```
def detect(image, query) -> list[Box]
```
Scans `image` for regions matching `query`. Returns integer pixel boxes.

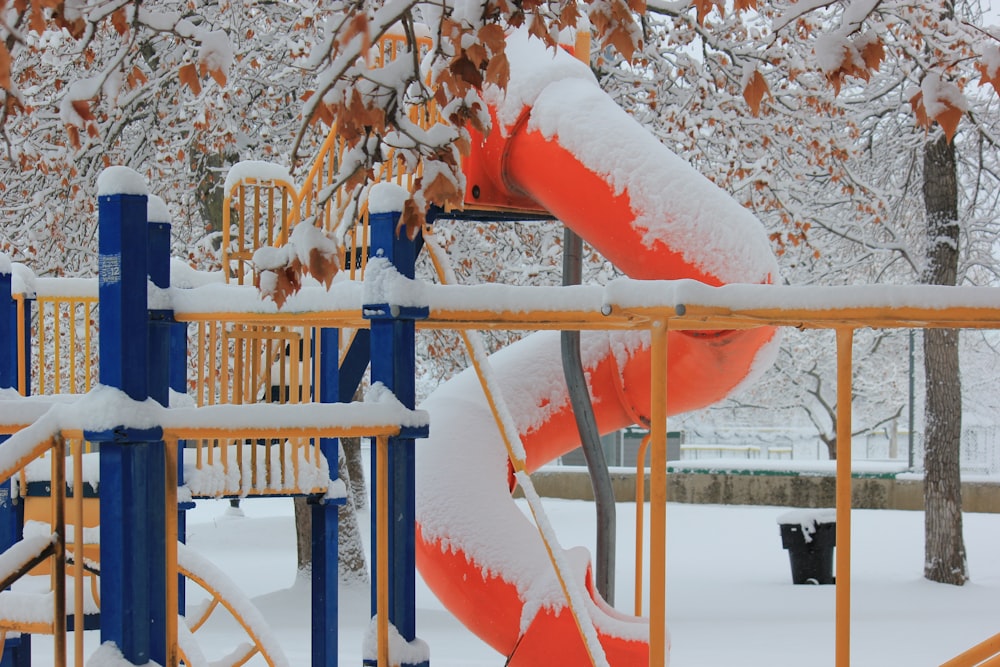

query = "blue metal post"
[364,210,428,667]
[312,325,343,667]
[92,183,166,665]
[0,265,29,667]
[145,217,172,662]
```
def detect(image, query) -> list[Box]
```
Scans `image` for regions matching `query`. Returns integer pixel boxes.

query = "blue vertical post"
[91,170,165,666]
[146,213,172,662]
[0,261,29,667]
[312,325,344,667]
[163,240,191,618]
[364,207,429,667]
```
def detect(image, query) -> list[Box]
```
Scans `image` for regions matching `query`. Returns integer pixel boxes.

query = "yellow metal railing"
[0,407,406,666]
[222,176,299,284]
[217,32,437,289]
[24,294,99,397]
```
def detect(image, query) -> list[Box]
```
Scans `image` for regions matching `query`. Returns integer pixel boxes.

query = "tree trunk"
[294,495,312,572]
[921,132,968,585]
[343,433,367,511]
[294,440,370,583]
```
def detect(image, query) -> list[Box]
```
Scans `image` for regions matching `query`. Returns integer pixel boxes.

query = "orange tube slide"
[415,32,779,667]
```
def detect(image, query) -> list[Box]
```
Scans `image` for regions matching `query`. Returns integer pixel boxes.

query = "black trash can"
[777,510,836,585]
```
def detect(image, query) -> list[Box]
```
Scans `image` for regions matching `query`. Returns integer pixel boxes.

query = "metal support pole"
[649,319,668,667]
[908,329,916,470]
[560,227,615,605]
[312,326,343,667]
[364,207,429,667]
[93,177,166,665]
[0,264,28,667]
[835,328,854,667]
[146,215,172,664]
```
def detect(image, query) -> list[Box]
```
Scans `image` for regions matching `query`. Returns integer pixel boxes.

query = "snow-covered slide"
[415,31,780,665]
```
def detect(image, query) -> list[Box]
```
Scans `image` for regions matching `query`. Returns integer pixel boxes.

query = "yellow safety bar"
[222,176,299,284]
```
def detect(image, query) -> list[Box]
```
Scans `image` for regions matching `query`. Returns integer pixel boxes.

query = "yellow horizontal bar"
[0,620,55,635]
[175,310,368,328]
[176,301,1000,334]
[162,425,400,440]
[189,486,332,499]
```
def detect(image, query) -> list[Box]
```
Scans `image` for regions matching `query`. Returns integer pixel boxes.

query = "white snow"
[17,476,1000,666]
[776,508,838,543]
[147,194,171,224]
[368,182,410,214]
[86,641,162,667]
[224,161,294,194]
[361,617,430,665]
[96,166,148,197]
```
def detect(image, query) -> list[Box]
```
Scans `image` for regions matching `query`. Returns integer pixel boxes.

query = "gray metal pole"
[908,329,916,470]
[561,227,616,604]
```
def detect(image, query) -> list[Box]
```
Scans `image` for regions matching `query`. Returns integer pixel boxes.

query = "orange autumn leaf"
[71,99,94,122]
[734,0,758,11]
[691,0,720,26]
[307,246,339,289]
[606,26,637,62]
[485,52,510,89]
[934,99,963,142]
[400,197,427,239]
[341,13,370,54]
[975,61,1000,96]
[910,89,962,143]
[111,7,129,36]
[200,61,227,87]
[127,65,148,88]
[422,171,463,209]
[478,24,506,55]
[860,38,885,72]
[743,69,769,116]
[0,43,10,91]
[29,5,44,33]
[66,124,81,149]
[179,63,201,94]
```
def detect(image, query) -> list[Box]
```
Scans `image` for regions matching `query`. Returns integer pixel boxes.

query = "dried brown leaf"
[111,7,129,36]
[485,52,510,89]
[742,69,769,116]
[0,43,10,91]
[449,54,483,90]
[179,63,201,95]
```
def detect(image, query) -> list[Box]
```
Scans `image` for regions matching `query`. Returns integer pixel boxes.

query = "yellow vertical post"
[52,435,67,667]
[38,301,46,394]
[73,438,85,666]
[69,302,78,393]
[16,296,26,395]
[649,319,668,667]
[376,434,390,667]
[53,301,62,393]
[165,438,180,667]
[84,301,93,391]
[835,328,853,667]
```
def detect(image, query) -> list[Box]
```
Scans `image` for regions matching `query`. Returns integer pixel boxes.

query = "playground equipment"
[0,26,998,667]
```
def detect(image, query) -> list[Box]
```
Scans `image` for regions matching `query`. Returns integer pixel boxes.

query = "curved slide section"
[416,31,780,665]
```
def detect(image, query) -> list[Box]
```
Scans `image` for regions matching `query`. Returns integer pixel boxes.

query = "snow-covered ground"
[25,469,1000,666]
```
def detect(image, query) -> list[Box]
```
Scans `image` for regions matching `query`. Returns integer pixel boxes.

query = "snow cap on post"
[147,194,171,224]
[368,183,409,215]
[0,252,11,276]
[97,166,149,197]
